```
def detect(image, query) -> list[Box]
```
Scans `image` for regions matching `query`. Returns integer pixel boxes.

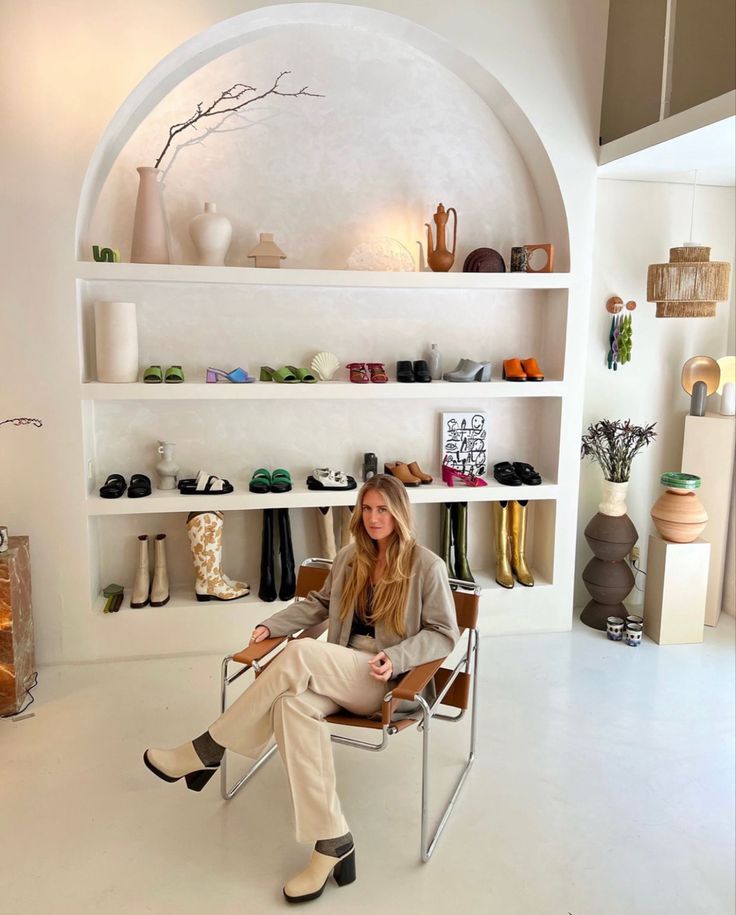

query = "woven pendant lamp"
[647,243,731,318]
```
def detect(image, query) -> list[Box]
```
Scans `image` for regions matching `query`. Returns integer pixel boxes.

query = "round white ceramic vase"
[188,202,232,266]
[94,301,138,383]
[598,479,629,517]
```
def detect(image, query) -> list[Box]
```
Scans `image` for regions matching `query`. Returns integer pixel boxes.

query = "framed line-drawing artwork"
[441,412,488,476]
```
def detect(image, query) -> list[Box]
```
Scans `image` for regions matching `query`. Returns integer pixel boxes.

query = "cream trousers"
[209,638,387,843]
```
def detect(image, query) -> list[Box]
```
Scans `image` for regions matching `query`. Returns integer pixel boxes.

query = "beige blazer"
[260,543,460,682]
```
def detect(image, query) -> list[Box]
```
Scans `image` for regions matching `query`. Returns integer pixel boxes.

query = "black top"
[350,584,375,639]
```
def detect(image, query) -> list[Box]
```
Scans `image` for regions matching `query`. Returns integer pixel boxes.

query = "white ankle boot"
[144,743,218,792]
[131,535,150,608]
[186,511,249,601]
[150,533,170,606]
[283,847,356,903]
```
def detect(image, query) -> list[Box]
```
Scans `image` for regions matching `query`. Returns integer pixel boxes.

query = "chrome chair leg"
[418,628,479,862]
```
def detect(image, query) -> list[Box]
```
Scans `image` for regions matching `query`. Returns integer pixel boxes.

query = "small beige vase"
[131,167,170,264]
[598,480,629,517]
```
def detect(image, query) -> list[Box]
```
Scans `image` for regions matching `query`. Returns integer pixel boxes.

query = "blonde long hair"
[339,474,416,637]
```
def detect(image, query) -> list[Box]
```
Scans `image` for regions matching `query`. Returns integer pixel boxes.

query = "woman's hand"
[249,625,271,644]
[368,651,393,681]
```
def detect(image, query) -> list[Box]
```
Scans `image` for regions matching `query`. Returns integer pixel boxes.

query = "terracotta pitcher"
[426,203,457,272]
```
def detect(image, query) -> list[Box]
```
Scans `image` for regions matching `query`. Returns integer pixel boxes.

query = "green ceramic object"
[660,472,701,490]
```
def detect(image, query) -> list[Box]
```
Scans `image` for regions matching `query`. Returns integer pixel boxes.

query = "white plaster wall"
[577,179,736,612]
[89,26,543,269]
[0,0,608,664]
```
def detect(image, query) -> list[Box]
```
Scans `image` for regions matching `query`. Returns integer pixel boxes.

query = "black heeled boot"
[258,509,277,602]
[440,502,454,579]
[452,502,475,583]
[278,507,296,601]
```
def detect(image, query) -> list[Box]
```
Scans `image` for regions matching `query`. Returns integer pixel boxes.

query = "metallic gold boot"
[509,499,534,587]
[492,502,514,589]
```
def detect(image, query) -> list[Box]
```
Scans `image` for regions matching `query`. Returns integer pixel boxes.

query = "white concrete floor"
[2,617,734,915]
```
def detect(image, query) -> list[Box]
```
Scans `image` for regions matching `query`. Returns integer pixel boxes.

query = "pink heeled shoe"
[441,458,487,488]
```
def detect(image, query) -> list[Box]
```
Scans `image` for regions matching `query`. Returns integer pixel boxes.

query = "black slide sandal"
[100,473,127,498]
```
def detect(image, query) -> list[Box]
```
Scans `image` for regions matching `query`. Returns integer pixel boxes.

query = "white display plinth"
[681,413,736,626]
[643,535,710,645]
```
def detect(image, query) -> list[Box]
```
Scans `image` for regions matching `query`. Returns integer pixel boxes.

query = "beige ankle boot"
[186,511,249,601]
[316,507,337,560]
[509,500,534,586]
[492,502,514,589]
[130,534,150,608]
[283,846,356,902]
[150,533,170,607]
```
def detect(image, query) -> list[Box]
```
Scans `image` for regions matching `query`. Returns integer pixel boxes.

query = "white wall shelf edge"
[77,261,572,289]
[87,481,559,515]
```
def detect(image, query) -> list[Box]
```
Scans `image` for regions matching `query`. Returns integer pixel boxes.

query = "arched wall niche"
[76,3,570,269]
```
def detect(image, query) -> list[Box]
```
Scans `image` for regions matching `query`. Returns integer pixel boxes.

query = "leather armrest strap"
[391,656,447,702]
[232,636,289,666]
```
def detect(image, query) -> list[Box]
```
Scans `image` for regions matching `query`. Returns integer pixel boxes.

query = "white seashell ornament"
[311,351,340,381]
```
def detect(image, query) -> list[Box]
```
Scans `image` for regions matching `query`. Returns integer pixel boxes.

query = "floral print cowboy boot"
[186,511,249,601]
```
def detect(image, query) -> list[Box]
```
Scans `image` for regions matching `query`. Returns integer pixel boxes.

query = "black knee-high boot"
[278,507,296,601]
[258,509,277,602]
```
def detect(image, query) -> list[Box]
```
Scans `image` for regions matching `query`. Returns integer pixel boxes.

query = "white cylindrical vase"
[189,202,232,266]
[94,301,138,383]
[598,479,629,517]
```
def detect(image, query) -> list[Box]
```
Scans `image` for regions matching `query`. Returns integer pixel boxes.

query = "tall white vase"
[598,479,629,517]
[131,166,170,264]
[188,202,232,266]
[94,301,138,383]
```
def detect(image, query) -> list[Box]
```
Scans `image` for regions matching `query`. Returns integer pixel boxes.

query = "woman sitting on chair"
[144,473,459,903]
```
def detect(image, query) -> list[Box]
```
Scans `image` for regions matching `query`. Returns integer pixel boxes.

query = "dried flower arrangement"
[580,419,657,482]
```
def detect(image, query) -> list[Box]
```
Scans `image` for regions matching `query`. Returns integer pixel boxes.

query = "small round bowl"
[660,472,701,490]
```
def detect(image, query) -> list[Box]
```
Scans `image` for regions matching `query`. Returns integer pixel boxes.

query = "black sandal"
[128,473,152,498]
[493,462,522,486]
[99,473,127,499]
[512,462,542,485]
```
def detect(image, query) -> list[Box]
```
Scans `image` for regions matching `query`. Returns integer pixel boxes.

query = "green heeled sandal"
[260,366,299,383]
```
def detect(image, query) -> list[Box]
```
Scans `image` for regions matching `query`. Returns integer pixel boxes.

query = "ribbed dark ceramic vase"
[580,512,638,630]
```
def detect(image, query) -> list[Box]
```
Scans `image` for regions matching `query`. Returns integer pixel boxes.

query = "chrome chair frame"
[219,557,480,862]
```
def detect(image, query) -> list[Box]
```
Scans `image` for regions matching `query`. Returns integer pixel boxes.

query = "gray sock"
[192,731,225,767]
[315,831,353,858]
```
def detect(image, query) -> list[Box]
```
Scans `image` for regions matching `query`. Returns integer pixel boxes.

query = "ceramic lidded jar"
[188,202,232,266]
[650,472,708,543]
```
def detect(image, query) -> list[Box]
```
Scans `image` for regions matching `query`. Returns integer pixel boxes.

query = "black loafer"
[396,360,414,383]
[412,359,432,382]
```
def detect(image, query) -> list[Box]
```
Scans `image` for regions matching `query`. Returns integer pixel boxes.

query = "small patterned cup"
[625,614,643,628]
[606,616,625,640]
[625,622,643,646]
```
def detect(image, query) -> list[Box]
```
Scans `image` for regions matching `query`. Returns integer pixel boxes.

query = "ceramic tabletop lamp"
[681,356,720,416]
[716,356,735,415]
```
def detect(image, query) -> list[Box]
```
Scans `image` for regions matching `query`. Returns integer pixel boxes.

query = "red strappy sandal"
[346,363,369,384]
[366,362,388,383]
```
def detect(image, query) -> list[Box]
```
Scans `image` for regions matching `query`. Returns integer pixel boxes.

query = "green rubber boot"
[440,502,454,579]
[452,502,474,583]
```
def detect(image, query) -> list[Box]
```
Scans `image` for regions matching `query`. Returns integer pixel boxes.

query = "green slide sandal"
[286,365,317,383]
[270,468,292,493]
[249,468,272,493]
[260,365,299,383]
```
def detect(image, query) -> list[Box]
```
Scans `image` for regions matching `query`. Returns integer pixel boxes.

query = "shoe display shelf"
[71,9,589,658]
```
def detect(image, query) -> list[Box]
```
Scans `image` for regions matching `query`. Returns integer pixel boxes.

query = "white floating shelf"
[76,261,572,289]
[81,380,565,400]
[87,479,559,515]
[95,570,553,615]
